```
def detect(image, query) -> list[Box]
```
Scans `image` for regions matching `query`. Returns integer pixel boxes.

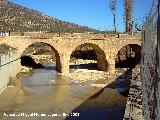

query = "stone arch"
[69,43,109,71]
[116,43,141,56]
[21,42,61,72]
[115,44,141,68]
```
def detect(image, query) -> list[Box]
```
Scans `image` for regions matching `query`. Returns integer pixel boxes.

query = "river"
[0,64,131,120]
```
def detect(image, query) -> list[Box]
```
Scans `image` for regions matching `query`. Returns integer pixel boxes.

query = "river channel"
[0,64,131,120]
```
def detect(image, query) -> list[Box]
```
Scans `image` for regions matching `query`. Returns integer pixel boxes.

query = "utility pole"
[124,0,134,33]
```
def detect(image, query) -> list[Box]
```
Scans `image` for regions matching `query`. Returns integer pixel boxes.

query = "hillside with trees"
[0,0,98,33]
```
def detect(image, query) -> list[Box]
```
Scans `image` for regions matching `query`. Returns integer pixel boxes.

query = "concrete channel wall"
[0,47,20,94]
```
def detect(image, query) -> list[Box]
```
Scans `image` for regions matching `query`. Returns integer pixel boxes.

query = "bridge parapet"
[10,32,141,40]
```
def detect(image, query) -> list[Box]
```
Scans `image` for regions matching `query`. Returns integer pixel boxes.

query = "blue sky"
[9,0,153,31]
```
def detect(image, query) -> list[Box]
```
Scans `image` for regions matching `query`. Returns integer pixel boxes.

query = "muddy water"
[0,65,130,120]
[22,69,56,94]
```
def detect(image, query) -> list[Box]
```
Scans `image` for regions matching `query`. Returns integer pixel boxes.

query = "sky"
[9,0,153,32]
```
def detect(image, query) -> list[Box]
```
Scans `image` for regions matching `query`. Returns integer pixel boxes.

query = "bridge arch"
[115,42,141,56]
[69,43,109,72]
[21,42,61,72]
[115,44,141,68]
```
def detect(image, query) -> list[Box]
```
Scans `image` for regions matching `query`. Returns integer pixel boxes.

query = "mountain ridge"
[0,0,98,33]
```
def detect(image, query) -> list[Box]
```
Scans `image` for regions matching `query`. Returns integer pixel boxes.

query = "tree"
[124,0,134,33]
[109,0,117,33]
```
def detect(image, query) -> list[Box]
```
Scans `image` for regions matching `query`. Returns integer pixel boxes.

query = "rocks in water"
[21,66,31,72]
[70,59,97,65]
[68,70,110,83]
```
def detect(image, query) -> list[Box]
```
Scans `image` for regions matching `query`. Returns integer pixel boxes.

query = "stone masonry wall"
[123,64,143,120]
[0,34,141,76]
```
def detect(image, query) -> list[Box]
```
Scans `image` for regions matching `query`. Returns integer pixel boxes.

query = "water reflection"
[22,68,56,94]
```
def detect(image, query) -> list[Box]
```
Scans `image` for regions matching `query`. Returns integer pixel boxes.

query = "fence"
[141,0,159,119]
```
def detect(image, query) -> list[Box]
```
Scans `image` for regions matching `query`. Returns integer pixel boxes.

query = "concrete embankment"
[0,44,20,94]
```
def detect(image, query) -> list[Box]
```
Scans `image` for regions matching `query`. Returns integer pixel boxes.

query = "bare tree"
[109,0,117,33]
[124,0,134,33]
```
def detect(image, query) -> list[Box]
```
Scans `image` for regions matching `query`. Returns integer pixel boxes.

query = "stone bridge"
[0,33,141,76]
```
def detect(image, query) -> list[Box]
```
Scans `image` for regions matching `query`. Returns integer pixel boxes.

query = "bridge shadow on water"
[21,56,44,69]
[65,69,132,120]
[115,59,138,69]
[21,56,57,70]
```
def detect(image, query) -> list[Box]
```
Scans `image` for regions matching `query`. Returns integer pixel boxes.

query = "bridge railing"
[10,32,141,40]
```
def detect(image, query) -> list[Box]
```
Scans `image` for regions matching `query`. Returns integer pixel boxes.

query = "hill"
[0,0,98,33]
